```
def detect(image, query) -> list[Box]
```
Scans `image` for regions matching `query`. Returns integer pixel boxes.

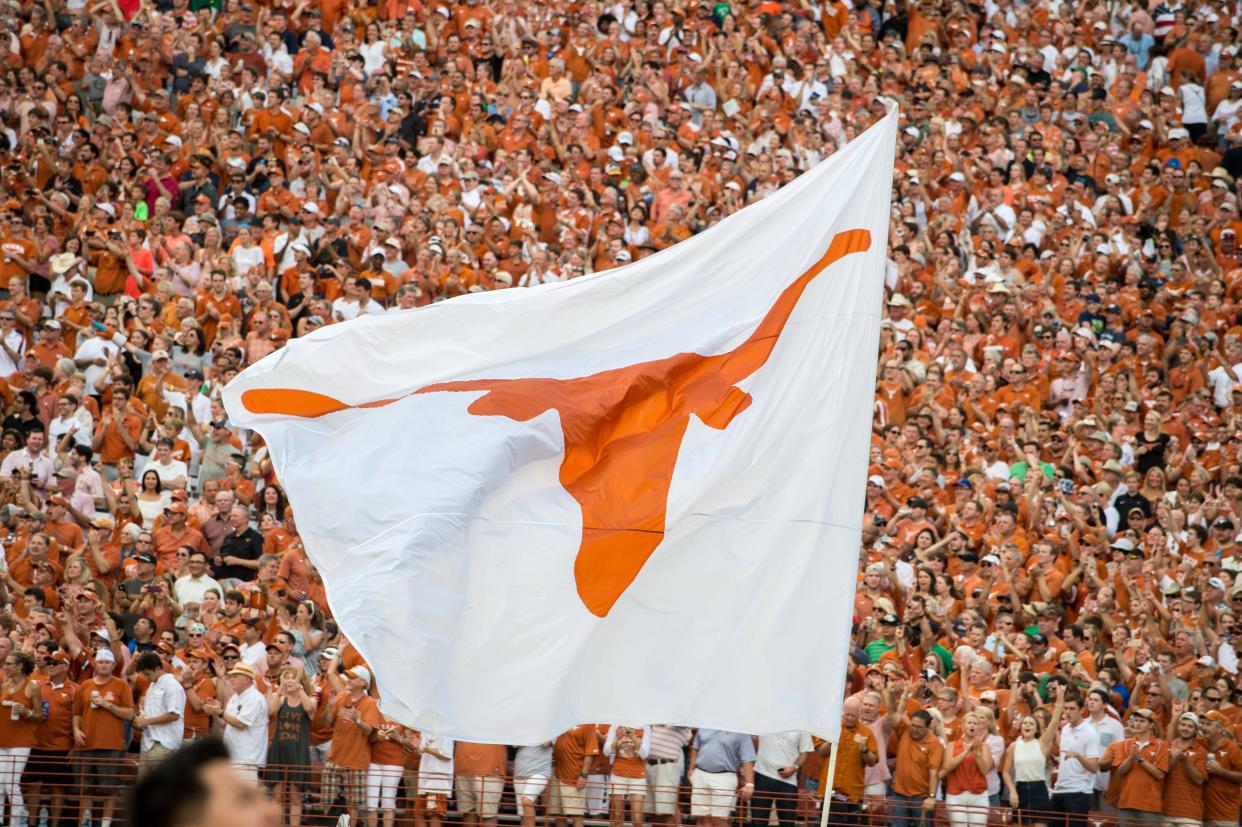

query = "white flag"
[223,112,896,743]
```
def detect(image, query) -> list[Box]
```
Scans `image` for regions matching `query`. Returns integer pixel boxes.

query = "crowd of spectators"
[0,0,1241,826]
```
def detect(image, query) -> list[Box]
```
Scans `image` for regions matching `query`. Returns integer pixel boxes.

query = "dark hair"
[134,651,164,673]
[911,709,933,726]
[8,652,33,676]
[127,737,232,827]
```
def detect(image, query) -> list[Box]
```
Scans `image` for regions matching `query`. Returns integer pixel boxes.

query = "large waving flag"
[223,112,896,743]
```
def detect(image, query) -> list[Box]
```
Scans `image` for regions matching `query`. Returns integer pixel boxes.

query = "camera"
[1057,478,1074,494]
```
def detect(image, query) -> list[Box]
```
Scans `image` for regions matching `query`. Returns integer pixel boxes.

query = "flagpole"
[818,741,839,827]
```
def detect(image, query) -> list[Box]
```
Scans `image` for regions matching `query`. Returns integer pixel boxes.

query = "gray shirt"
[693,729,756,773]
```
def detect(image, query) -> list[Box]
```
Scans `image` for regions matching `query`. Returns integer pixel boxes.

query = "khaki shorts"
[645,758,683,814]
[610,773,647,799]
[455,774,504,818]
[689,768,738,818]
[548,777,588,817]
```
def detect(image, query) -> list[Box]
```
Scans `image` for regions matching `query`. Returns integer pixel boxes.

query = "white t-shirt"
[150,457,189,488]
[74,333,122,395]
[754,731,813,784]
[223,685,269,768]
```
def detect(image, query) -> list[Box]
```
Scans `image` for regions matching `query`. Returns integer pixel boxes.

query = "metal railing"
[16,756,1145,827]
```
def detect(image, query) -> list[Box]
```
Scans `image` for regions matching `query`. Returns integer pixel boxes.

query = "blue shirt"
[693,729,756,773]
[1119,32,1156,70]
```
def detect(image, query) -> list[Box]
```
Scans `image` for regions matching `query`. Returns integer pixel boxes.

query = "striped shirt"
[647,725,692,761]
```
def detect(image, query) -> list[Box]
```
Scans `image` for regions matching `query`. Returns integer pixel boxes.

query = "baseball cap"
[136,552,157,565]
[94,649,116,663]
[347,665,372,687]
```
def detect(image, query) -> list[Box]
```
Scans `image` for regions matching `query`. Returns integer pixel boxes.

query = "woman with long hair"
[265,667,317,827]
[281,600,326,675]
[127,469,170,530]
[1003,684,1064,827]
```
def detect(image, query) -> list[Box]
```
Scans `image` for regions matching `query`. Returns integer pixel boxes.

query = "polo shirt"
[693,729,756,773]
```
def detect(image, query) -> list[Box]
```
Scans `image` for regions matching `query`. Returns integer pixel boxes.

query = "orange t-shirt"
[553,724,601,783]
[608,726,646,778]
[326,692,381,770]
[370,716,407,766]
[454,741,507,776]
[34,679,77,751]
[1204,737,1242,821]
[73,676,133,751]
[184,674,215,738]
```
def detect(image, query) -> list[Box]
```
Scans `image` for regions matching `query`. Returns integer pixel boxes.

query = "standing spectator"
[28,649,75,827]
[884,689,943,827]
[817,699,877,827]
[548,725,601,827]
[418,731,455,827]
[368,713,408,827]
[1050,692,1101,827]
[941,712,994,827]
[205,663,268,781]
[1001,684,1064,827]
[514,740,550,827]
[320,665,380,825]
[749,730,812,827]
[603,726,650,827]
[688,729,756,827]
[1084,688,1125,809]
[1100,707,1168,825]
[644,725,690,827]
[264,667,316,827]
[133,651,185,774]
[1202,710,1242,826]
[1162,711,1208,825]
[72,649,133,827]
[0,651,39,827]
[217,504,264,585]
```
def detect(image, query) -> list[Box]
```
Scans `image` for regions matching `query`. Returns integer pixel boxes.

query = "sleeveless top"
[266,699,311,767]
[0,679,38,748]
[1013,738,1047,783]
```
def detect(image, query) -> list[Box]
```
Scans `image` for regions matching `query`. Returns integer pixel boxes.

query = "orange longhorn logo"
[242,229,871,616]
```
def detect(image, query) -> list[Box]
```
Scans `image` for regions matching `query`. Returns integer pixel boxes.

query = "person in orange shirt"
[1099,707,1169,824]
[452,739,507,827]
[815,699,877,823]
[71,649,132,827]
[602,726,650,827]
[1202,710,1242,825]
[319,664,381,824]
[550,724,602,827]
[939,711,993,826]
[1161,711,1207,825]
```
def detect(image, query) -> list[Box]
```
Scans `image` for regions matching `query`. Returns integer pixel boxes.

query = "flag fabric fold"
[223,112,897,744]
